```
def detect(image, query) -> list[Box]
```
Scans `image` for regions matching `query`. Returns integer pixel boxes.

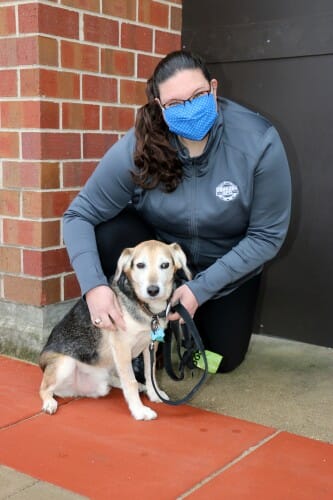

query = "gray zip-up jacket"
[63,98,292,305]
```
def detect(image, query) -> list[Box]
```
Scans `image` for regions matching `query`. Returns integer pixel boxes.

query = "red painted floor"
[0,355,332,499]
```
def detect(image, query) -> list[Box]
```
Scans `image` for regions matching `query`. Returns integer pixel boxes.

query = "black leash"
[149,301,208,406]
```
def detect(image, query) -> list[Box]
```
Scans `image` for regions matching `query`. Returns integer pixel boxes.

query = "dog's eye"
[136,262,146,269]
[160,262,170,269]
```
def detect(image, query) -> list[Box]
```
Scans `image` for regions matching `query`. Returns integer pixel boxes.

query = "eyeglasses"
[159,89,211,110]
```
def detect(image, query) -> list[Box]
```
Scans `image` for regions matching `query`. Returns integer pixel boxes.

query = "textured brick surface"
[83,133,118,159]
[139,0,169,28]
[0,101,59,129]
[4,275,61,305]
[0,36,58,67]
[0,247,21,273]
[137,53,161,79]
[0,190,20,217]
[0,132,19,158]
[102,0,136,20]
[3,219,60,248]
[102,106,135,131]
[121,23,153,52]
[0,0,182,307]
[3,219,61,249]
[62,0,101,13]
[18,3,79,39]
[23,248,71,277]
[64,272,81,300]
[37,37,59,66]
[155,30,181,55]
[62,103,100,130]
[0,5,16,36]
[22,133,81,160]
[62,162,97,187]
[61,40,99,72]
[20,69,80,99]
[101,49,135,76]
[171,6,182,31]
[120,79,147,105]
[3,162,60,189]
[0,70,17,96]
[84,14,119,45]
[22,190,77,218]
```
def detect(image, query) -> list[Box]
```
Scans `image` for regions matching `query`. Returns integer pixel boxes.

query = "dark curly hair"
[132,50,212,193]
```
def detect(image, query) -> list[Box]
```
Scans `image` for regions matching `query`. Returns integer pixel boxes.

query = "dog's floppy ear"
[114,247,133,281]
[169,243,192,280]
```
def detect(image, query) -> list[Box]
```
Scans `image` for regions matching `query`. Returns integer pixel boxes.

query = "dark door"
[183,0,333,346]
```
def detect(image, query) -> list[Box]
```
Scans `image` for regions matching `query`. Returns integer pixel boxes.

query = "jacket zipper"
[189,161,199,265]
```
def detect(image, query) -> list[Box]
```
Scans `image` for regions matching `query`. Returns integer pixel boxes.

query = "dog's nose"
[147,285,160,297]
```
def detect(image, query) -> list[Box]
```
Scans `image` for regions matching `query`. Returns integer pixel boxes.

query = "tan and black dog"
[39,240,191,420]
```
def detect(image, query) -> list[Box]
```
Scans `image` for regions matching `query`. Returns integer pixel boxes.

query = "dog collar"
[143,302,171,343]
[140,299,171,320]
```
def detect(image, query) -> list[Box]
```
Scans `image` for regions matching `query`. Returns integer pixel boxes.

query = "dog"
[39,240,192,421]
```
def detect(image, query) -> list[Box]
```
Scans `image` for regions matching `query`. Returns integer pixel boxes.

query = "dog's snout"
[147,285,160,297]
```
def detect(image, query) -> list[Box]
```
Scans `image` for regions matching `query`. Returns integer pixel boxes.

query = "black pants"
[95,208,261,373]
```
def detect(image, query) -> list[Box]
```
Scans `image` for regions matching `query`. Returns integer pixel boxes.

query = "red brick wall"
[0,0,182,307]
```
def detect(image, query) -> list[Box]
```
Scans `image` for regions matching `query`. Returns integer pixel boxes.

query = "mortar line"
[177,429,281,499]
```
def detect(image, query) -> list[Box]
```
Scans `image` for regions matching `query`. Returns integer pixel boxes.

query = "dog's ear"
[168,243,192,280]
[114,247,133,281]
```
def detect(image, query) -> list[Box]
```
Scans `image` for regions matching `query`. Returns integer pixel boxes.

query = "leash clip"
[169,299,180,315]
[165,301,172,318]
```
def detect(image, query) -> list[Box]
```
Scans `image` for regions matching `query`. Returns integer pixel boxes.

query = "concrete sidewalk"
[0,334,332,498]
[159,334,333,443]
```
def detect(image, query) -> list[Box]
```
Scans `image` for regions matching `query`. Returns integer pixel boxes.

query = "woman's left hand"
[168,284,199,322]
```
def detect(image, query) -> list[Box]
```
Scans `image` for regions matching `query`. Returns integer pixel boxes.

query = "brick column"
[0,0,182,358]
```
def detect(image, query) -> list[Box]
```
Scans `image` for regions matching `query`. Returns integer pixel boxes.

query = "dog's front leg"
[40,364,60,414]
[40,382,58,414]
[111,342,157,421]
[143,344,169,403]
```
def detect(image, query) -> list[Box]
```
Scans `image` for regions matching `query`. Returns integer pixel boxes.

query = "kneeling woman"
[63,50,292,374]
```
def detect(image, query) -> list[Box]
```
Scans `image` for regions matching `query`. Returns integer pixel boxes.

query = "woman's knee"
[217,350,248,373]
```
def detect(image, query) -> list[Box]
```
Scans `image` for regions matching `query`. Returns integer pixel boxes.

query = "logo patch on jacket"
[216,181,239,201]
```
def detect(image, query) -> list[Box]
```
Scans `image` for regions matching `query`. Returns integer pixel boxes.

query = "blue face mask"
[163,93,218,141]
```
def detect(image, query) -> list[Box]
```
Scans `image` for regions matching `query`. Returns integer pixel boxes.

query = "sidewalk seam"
[1,466,40,500]
[0,413,42,432]
[177,429,281,499]
[0,400,76,431]
[3,481,40,500]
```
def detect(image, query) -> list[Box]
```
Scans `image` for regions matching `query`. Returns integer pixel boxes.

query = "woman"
[63,50,292,373]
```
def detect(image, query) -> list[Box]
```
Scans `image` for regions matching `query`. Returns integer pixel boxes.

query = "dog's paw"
[42,398,58,414]
[132,405,157,421]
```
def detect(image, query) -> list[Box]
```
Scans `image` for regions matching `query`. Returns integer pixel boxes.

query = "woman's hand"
[168,284,199,322]
[86,285,126,331]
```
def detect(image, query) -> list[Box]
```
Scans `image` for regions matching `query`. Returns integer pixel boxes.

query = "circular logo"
[216,181,239,202]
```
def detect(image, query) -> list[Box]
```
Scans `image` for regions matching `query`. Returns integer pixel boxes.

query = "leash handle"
[149,301,208,406]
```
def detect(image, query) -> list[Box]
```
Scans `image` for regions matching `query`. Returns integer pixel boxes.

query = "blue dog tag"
[151,327,165,342]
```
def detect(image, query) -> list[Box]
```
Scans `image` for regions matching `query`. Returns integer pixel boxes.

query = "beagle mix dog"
[39,240,191,420]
